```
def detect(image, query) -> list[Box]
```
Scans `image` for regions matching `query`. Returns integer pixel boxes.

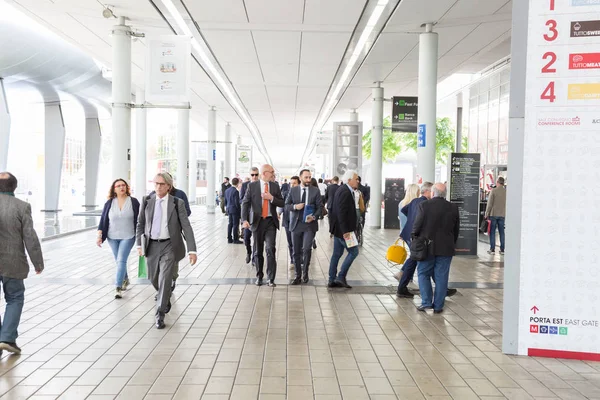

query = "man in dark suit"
[328,170,359,289]
[357,176,370,228]
[241,167,260,264]
[280,179,290,200]
[0,172,44,355]
[324,176,340,230]
[412,183,460,313]
[282,176,300,272]
[285,169,323,284]
[225,177,242,244]
[220,178,231,215]
[137,173,198,329]
[241,164,285,286]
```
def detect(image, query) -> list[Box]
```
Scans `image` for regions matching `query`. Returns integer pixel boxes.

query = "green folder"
[138,256,147,279]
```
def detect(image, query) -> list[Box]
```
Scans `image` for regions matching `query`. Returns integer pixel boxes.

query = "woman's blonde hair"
[400,184,420,207]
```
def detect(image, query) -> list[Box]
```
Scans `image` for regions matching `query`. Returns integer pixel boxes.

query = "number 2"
[542,52,557,73]
[541,82,556,103]
[544,20,558,41]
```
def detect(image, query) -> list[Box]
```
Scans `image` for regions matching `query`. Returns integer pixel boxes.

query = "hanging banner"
[392,96,418,133]
[145,36,191,103]
[235,145,252,177]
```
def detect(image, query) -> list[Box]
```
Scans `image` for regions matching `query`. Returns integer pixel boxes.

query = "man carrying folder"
[285,169,323,284]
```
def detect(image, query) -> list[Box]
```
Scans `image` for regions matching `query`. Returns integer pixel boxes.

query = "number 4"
[541,82,556,103]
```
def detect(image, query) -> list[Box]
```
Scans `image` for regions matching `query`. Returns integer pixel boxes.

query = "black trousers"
[227,212,240,241]
[292,229,316,279]
[254,217,277,281]
[244,227,253,255]
[284,227,293,264]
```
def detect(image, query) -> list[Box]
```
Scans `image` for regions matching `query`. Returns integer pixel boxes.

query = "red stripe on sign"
[528,348,600,361]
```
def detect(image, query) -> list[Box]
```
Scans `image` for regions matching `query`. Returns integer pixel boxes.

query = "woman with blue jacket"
[96,179,140,299]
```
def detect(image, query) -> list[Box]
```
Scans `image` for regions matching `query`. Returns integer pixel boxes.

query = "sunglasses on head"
[251,173,259,177]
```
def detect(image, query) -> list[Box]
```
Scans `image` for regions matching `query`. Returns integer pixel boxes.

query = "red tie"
[262,183,269,218]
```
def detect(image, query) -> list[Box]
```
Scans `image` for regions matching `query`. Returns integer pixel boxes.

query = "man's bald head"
[260,164,275,181]
[0,172,17,193]
[431,183,447,199]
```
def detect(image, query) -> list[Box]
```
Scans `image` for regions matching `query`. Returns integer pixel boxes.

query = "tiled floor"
[1,207,599,399]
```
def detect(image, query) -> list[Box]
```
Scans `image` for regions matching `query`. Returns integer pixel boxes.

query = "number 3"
[544,20,558,41]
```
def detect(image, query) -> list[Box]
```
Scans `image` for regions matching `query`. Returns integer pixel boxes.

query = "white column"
[177,108,190,193]
[44,102,66,211]
[84,118,101,209]
[0,78,10,171]
[369,84,384,229]
[189,143,197,203]
[456,92,463,153]
[206,107,217,214]
[503,0,528,355]
[111,16,132,181]
[225,123,232,179]
[416,23,439,183]
[135,89,147,196]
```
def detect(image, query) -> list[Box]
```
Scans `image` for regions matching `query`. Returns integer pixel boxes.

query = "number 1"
[549,0,555,10]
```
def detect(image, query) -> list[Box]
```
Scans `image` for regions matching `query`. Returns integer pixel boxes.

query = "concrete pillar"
[0,78,10,171]
[456,92,463,153]
[177,108,190,193]
[189,143,197,203]
[206,107,216,214]
[84,118,101,209]
[135,89,147,196]
[225,123,233,179]
[44,102,66,211]
[369,84,384,229]
[111,16,132,181]
[416,23,438,183]
[503,0,529,355]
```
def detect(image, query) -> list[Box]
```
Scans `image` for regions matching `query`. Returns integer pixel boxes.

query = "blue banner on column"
[418,124,426,148]
[212,149,216,160]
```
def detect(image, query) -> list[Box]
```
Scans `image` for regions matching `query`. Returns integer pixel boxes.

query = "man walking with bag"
[412,183,459,313]
[485,176,506,255]
[0,172,44,354]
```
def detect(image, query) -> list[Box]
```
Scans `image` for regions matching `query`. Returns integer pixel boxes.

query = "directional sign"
[392,96,418,133]
[417,124,426,148]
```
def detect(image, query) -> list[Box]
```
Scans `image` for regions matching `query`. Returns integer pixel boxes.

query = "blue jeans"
[0,277,25,343]
[328,237,359,282]
[417,256,452,310]
[489,216,505,252]
[108,237,135,287]
[398,238,417,290]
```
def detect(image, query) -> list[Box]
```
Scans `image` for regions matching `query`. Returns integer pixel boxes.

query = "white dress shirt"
[155,194,170,239]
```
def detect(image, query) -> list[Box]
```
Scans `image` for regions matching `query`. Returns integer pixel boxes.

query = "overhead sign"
[315,131,332,155]
[145,35,191,103]
[517,0,600,359]
[392,96,418,133]
[448,153,480,256]
[235,145,252,177]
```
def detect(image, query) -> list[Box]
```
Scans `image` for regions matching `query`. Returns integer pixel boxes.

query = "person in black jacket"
[96,178,140,299]
[357,176,370,228]
[282,176,300,272]
[327,170,359,289]
[225,178,242,243]
[241,167,260,264]
[412,183,460,313]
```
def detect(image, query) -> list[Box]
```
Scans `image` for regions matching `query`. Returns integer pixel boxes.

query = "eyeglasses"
[250,174,259,177]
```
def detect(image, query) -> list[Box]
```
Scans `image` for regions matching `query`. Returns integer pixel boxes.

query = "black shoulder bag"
[409,235,432,261]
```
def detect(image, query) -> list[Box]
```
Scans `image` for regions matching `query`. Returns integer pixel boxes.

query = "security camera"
[102,6,116,19]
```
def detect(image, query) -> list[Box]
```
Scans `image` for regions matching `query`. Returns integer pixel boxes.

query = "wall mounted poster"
[145,36,191,103]
[449,153,480,256]
[517,0,600,360]
[235,145,252,177]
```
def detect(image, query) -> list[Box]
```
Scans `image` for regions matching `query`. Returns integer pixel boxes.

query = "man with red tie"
[241,164,285,286]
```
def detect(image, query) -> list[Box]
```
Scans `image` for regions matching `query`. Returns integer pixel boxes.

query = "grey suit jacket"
[136,194,197,262]
[0,195,44,279]
[241,181,285,231]
[284,185,323,233]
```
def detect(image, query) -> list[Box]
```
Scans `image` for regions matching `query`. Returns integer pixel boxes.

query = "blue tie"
[151,198,163,239]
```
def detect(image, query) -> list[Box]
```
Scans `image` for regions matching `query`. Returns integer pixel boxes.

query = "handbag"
[409,236,432,261]
[479,218,489,234]
[138,256,147,279]
[386,238,408,266]
[359,193,366,213]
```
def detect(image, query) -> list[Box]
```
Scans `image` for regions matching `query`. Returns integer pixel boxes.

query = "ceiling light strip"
[155,0,273,166]
[297,0,402,171]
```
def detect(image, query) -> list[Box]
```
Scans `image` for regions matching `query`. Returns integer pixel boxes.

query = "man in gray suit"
[137,173,197,329]
[285,169,322,284]
[241,164,285,287]
[0,172,44,355]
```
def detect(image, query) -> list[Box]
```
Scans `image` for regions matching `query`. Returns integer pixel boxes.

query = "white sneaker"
[499,251,505,255]
[393,270,403,281]
[487,250,495,255]
[115,288,123,299]
[122,278,129,291]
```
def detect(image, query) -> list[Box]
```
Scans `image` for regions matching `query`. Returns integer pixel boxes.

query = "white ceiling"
[8,0,513,173]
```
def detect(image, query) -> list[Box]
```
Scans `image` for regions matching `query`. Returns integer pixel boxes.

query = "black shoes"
[156,320,165,329]
[417,305,433,312]
[246,254,251,264]
[228,239,233,243]
[312,241,317,249]
[165,301,172,314]
[267,280,276,287]
[446,289,457,297]
[171,280,176,292]
[233,240,243,244]
[302,276,309,284]
[334,278,352,289]
[0,342,21,355]
[327,281,339,288]
[396,287,414,298]
[290,278,301,285]
[255,278,263,286]
[434,309,444,314]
